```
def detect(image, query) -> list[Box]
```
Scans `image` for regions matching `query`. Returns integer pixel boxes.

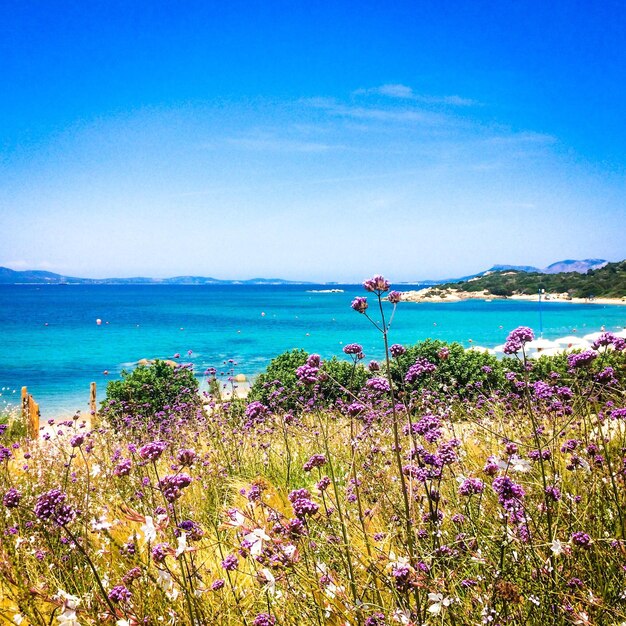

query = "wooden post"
[21,386,28,422]
[27,394,39,439]
[90,382,97,420]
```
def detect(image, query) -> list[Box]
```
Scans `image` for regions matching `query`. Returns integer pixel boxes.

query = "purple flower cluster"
[387,290,402,304]
[159,473,192,502]
[114,458,132,476]
[138,441,168,461]
[244,401,269,423]
[571,531,591,548]
[253,614,276,626]
[69,434,85,448]
[404,358,436,384]
[303,454,327,472]
[296,364,319,385]
[108,585,131,603]
[152,543,171,563]
[413,414,442,443]
[389,343,406,358]
[591,332,625,351]
[177,449,197,466]
[343,343,363,356]
[366,377,390,393]
[351,296,368,313]
[34,488,75,526]
[492,476,525,510]
[221,554,239,571]
[567,350,598,369]
[503,326,534,354]
[458,477,485,496]
[363,275,390,293]
[288,488,319,518]
[3,488,21,509]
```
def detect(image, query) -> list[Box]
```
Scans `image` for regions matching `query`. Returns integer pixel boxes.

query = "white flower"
[243,528,271,557]
[392,608,412,624]
[55,590,81,626]
[496,454,531,472]
[90,463,101,477]
[13,615,24,625]
[157,569,179,601]
[551,539,565,556]
[176,532,187,557]
[427,592,451,614]
[141,516,157,543]
[91,516,112,531]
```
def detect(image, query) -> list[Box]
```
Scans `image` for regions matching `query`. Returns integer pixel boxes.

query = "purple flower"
[366,377,390,392]
[533,381,553,400]
[307,354,321,367]
[221,554,239,571]
[389,344,406,357]
[211,579,225,591]
[3,488,21,509]
[253,614,276,626]
[458,477,484,496]
[368,360,380,372]
[303,454,327,472]
[245,401,269,422]
[503,326,534,354]
[138,441,167,461]
[404,358,436,383]
[363,275,390,293]
[108,585,131,603]
[296,364,319,385]
[571,531,591,548]
[567,350,597,369]
[114,458,132,476]
[152,543,171,563]
[69,434,85,448]
[387,290,402,304]
[343,343,363,355]
[34,489,75,526]
[591,332,619,350]
[159,473,192,502]
[492,476,525,508]
[177,449,197,466]
[351,296,368,313]
[365,614,387,626]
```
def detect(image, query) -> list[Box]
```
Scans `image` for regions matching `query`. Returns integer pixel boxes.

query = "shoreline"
[400,287,626,306]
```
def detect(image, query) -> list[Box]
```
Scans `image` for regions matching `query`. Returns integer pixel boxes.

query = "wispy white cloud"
[224,134,338,153]
[354,84,477,107]
[304,97,448,125]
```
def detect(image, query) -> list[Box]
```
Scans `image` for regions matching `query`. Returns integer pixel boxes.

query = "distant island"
[0,258,613,286]
[401,259,626,304]
[0,267,314,285]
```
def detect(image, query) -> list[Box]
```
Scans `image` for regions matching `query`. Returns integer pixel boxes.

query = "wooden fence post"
[90,382,97,420]
[27,394,39,439]
[21,386,28,422]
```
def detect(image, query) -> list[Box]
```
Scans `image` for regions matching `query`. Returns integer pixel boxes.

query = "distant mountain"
[0,267,312,285]
[417,259,608,285]
[542,259,608,274]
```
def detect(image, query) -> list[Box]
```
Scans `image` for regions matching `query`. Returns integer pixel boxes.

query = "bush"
[101,360,201,431]
[249,349,368,411]
[390,339,507,397]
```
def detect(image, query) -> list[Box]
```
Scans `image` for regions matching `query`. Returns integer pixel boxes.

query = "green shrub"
[249,349,368,411]
[0,405,27,442]
[390,339,507,397]
[101,360,201,429]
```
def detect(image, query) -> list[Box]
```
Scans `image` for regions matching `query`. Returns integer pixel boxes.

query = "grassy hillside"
[438,259,626,298]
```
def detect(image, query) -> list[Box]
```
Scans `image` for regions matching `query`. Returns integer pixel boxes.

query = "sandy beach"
[400,287,626,306]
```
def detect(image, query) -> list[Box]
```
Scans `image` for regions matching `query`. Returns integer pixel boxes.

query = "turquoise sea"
[0,284,624,417]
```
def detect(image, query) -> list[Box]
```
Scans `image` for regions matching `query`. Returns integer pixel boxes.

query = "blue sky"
[1,0,624,281]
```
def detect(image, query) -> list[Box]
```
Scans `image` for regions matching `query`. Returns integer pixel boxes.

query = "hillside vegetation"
[438,259,626,298]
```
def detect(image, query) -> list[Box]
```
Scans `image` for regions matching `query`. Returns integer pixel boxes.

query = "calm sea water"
[1,284,624,417]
